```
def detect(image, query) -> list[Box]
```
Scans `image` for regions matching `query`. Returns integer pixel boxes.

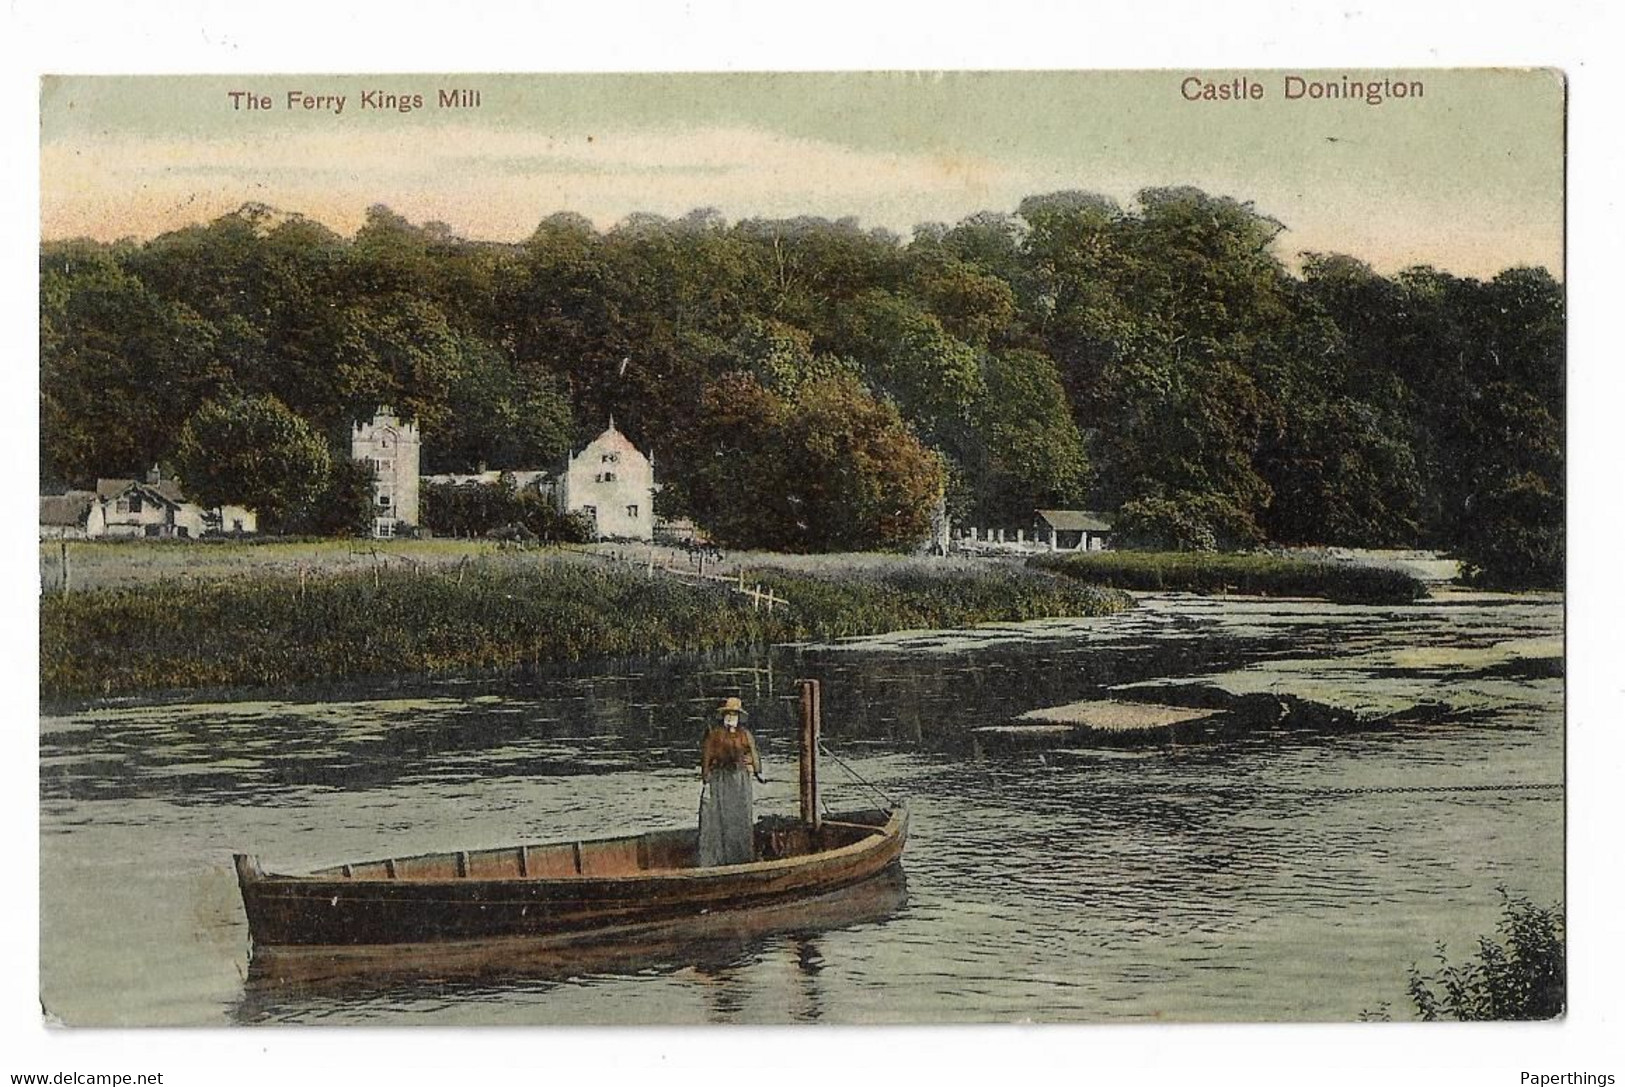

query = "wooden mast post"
[797,678,821,831]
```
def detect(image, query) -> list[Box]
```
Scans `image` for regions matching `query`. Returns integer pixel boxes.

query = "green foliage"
[40,558,1129,698]
[41,247,225,486]
[287,458,377,538]
[1032,550,1426,604]
[1456,469,1564,590]
[1114,492,1263,552]
[173,395,331,532]
[1407,890,1564,1021]
[680,371,945,553]
[420,478,589,542]
[40,196,1562,568]
[963,349,1089,527]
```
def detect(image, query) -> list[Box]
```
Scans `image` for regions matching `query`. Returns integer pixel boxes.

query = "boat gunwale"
[239,806,907,890]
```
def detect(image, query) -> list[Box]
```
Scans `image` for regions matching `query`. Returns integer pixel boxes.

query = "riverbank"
[1030,551,1428,604]
[39,551,1131,699]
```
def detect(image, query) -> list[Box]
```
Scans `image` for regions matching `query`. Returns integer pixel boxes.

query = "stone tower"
[351,407,421,538]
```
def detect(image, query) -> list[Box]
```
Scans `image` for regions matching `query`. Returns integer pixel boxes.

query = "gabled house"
[92,475,199,538]
[558,420,656,541]
[39,468,257,539]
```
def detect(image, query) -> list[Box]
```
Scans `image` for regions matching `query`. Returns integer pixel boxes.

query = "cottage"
[92,475,197,538]
[39,468,257,539]
[352,408,422,538]
[1034,509,1115,552]
[558,420,656,541]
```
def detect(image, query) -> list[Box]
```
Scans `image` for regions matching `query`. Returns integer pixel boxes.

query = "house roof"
[1035,509,1115,532]
[95,478,188,507]
[40,491,95,526]
[573,422,653,468]
[586,425,642,455]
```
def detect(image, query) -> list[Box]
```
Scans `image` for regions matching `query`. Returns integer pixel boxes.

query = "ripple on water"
[38,592,1563,1024]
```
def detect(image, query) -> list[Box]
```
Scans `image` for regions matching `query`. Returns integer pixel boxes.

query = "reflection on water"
[39,592,1562,1024]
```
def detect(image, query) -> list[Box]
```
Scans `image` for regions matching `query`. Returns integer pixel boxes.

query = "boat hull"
[240,864,908,1004]
[235,807,907,948]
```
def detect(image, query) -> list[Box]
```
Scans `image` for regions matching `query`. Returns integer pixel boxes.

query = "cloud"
[42,123,1021,241]
[41,120,1561,277]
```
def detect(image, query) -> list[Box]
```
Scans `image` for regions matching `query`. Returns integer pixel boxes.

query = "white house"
[352,407,421,538]
[558,420,656,541]
[39,468,256,539]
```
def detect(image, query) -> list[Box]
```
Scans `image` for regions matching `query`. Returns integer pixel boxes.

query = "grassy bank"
[40,556,1131,699]
[1030,551,1428,604]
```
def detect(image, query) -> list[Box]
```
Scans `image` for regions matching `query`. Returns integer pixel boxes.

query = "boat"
[235,678,908,948]
[237,865,909,1010]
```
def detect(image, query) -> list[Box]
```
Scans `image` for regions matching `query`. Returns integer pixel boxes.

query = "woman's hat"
[716,696,747,717]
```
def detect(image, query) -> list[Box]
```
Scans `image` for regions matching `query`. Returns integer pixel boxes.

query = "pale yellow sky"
[40,71,1564,277]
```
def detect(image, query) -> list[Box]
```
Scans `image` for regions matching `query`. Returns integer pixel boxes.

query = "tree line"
[39,189,1563,585]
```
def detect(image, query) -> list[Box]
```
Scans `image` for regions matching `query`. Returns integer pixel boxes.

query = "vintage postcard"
[37,69,1564,1029]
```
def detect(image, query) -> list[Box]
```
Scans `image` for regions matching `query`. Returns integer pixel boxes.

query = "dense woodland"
[40,188,1563,586]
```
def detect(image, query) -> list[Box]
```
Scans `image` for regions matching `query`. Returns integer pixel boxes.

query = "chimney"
[146,465,162,485]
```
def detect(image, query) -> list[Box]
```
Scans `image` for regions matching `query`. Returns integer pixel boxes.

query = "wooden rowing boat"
[236,864,909,1007]
[235,679,908,948]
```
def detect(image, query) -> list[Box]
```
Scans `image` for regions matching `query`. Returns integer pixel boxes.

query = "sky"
[40,69,1564,278]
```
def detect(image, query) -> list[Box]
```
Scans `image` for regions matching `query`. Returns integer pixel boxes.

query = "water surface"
[39,592,1563,1024]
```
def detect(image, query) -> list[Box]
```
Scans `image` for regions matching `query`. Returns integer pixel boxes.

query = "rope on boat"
[818,741,899,808]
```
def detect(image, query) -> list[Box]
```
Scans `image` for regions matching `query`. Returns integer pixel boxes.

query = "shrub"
[1030,551,1426,604]
[1115,492,1264,552]
[1406,890,1564,1021]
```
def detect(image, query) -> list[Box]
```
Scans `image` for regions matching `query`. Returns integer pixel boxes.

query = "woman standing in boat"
[699,697,764,866]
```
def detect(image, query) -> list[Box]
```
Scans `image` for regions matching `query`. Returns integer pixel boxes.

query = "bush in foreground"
[1406,890,1565,1021]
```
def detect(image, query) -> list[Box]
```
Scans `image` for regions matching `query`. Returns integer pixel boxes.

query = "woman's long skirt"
[698,767,755,866]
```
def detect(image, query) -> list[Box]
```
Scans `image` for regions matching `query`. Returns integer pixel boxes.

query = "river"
[38,591,1563,1025]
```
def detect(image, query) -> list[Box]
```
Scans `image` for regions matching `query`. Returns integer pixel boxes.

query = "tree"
[41,245,224,486]
[964,348,1089,525]
[288,458,376,538]
[681,371,945,552]
[173,395,332,532]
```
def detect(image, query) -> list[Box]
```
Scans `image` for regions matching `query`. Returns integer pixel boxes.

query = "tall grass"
[1030,551,1427,604]
[40,561,1131,699]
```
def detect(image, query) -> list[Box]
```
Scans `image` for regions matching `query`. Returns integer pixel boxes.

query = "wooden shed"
[1034,509,1115,551]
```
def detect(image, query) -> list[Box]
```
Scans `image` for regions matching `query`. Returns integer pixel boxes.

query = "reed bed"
[1029,551,1428,604]
[40,559,1131,699]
